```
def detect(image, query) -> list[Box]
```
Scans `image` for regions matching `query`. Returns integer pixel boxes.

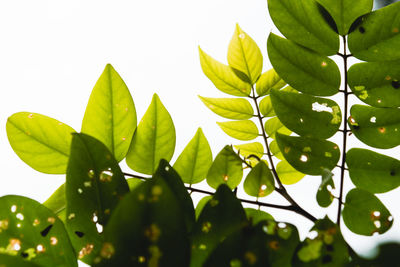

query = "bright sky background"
[0,0,399,263]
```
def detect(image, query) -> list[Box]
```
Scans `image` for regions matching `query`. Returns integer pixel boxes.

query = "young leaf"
[81,64,137,162]
[206,145,243,190]
[267,33,341,96]
[264,117,292,139]
[126,94,176,174]
[348,2,400,61]
[349,105,400,149]
[245,208,274,225]
[217,120,259,141]
[270,89,342,139]
[65,133,129,264]
[199,47,251,96]
[348,61,400,108]
[243,161,275,198]
[346,148,400,193]
[256,69,286,97]
[270,140,284,160]
[259,96,276,117]
[275,133,340,175]
[315,0,373,35]
[343,189,393,236]
[227,24,263,84]
[316,169,335,208]
[276,160,306,185]
[198,96,254,120]
[267,0,339,55]
[6,112,75,174]
[173,128,212,185]
[234,142,264,167]
[0,195,77,267]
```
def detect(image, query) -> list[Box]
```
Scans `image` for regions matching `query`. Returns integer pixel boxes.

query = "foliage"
[3,1,400,266]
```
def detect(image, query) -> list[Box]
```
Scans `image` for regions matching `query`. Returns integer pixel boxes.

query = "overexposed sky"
[0,0,399,261]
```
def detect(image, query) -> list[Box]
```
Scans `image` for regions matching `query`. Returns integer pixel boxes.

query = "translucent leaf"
[198,96,254,120]
[126,94,176,174]
[267,34,341,96]
[271,89,342,139]
[199,47,251,96]
[0,195,77,266]
[244,208,274,225]
[315,0,373,35]
[343,189,393,236]
[276,160,306,185]
[259,96,276,117]
[348,61,400,108]
[0,254,40,267]
[6,112,75,174]
[81,64,137,162]
[256,69,286,97]
[43,183,66,220]
[206,145,243,190]
[173,128,212,185]
[267,0,339,55]
[316,169,335,208]
[227,24,263,84]
[234,142,264,167]
[346,148,400,193]
[190,184,247,267]
[270,140,284,160]
[348,2,400,61]
[265,117,292,139]
[349,105,400,149]
[195,196,213,219]
[276,133,340,175]
[243,161,275,198]
[217,120,259,141]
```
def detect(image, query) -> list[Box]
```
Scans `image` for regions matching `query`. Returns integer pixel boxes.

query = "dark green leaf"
[245,208,274,225]
[195,196,213,220]
[243,161,275,198]
[316,169,335,208]
[0,254,40,267]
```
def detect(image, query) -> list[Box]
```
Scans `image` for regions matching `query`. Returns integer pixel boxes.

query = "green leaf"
[256,69,287,97]
[81,64,137,162]
[267,34,341,96]
[271,89,341,139]
[244,208,274,225]
[43,183,66,220]
[173,128,212,185]
[348,61,400,108]
[348,2,400,62]
[227,24,263,84]
[343,188,393,236]
[206,145,243,190]
[0,195,77,267]
[0,254,40,267]
[265,117,292,139]
[316,169,335,208]
[217,120,259,141]
[315,0,373,35]
[126,94,176,174]
[234,142,264,167]
[259,96,276,117]
[198,96,254,120]
[65,133,129,264]
[276,160,306,185]
[243,161,275,198]
[195,196,213,219]
[270,140,284,160]
[190,184,247,267]
[199,47,251,96]
[349,105,400,149]
[126,178,144,191]
[276,133,340,175]
[346,148,400,193]
[6,112,75,174]
[267,0,339,55]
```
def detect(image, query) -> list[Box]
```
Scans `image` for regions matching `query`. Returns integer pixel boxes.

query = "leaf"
[256,69,287,96]
[244,208,274,225]
[265,117,292,139]
[126,94,176,174]
[275,133,340,175]
[199,47,251,96]
[270,89,342,139]
[343,188,393,236]
[0,195,77,267]
[316,169,335,208]
[217,120,259,141]
[173,128,212,185]
[267,34,341,96]
[234,142,264,167]
[267,0,339,55]
[43,183,66,220]
[206,145,243,190]
[315,0,373,35]
[65,133,129,264]
[276,160,306,185]
[346,148,400,193]
[227,24,263,84]
[348,61,400,108]
[259,96,276,117]
[198,96,254,120]
[195,196,213,219]
[0,254,40,267]
[190,184,247,267]
[270,140,284,160]
[6,112,75,174]
[348,105,400,149]
[243,161,275,198]
[348,2,400,62]
[81,64,137,162]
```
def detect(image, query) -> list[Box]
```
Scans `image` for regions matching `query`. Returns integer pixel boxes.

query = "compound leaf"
[199,96,254,120]
[217,120,259,141]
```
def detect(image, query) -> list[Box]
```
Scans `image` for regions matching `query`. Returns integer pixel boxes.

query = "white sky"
[0,0,399,262]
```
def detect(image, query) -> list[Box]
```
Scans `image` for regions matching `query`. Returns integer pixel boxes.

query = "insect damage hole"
[40,224,53,237]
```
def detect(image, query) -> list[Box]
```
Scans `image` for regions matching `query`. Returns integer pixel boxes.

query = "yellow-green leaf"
[217,120,259,141]
[199,96,254,120]
[256,69,286,97]
[259,96,276,117]
[243,161,275,198]
[276,160,306,185]
[264,117,292,139]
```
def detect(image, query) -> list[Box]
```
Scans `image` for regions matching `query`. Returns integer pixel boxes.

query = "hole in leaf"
[374,220,381,228]
[359,27,365,33]
[21,252,29,258]
[370,117,376,123]
[75,231,85,238]
[300,155,308,162]
[40,224,53,237]
[392,80,400,89]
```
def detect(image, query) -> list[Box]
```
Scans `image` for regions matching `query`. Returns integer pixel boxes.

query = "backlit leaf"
[195,196,213,219]
[198,96,254,120]
[265,117,292,139]
[234,142,264,167]
[256,69,286,97]
[245,208,274,225]
[316,169,335,208]
[43,183,66,221]
[243,161,275,198]
[0,255,40,267]
[276,160,306,185]
[217,120,259,141]
[270,140,284,160]
[259,96,276,117]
